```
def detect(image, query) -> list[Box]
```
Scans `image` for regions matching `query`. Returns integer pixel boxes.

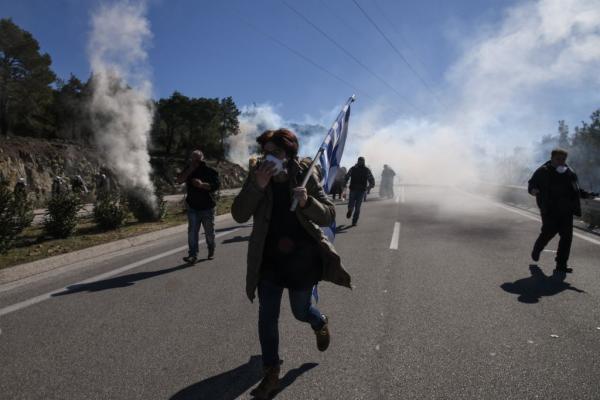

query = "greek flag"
[319,95,354,243]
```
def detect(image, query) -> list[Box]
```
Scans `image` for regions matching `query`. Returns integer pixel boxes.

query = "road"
[1,186,600,399]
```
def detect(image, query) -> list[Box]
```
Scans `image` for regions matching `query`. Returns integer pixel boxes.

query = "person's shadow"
[501,265,585,304]
[335,224,352,234]
[222,235,250,244]
[51,261,204,296]
[170,355,318,400]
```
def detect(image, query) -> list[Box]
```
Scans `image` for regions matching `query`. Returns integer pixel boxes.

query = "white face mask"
[265,154,286,174]
[556,165,568,174]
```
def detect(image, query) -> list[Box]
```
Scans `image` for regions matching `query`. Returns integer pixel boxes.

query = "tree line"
[538,111,600,191]
[0,18,240,160]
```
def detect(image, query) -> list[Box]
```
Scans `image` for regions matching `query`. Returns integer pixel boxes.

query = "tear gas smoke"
[88,1,157,210]
[227,0,600,188]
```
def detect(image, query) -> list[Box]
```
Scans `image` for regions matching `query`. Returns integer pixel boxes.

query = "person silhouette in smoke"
[177,149,220,263]
[344,157,375,226]
[528,148,597,273]
[379,164,396,199]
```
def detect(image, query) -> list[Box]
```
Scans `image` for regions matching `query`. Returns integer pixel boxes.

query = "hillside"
[0,136,247,205]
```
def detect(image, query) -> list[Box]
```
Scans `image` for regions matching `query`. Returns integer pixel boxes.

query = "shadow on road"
[335,224,353,234]
[170,355,318,400]
[222,235,250,244]
[51,261,204,296]
[500,265,585,304]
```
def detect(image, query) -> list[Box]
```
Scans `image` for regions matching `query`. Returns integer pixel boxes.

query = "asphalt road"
[1,186,599,399]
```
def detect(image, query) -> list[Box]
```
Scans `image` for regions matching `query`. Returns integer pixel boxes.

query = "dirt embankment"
[0,136,247,206]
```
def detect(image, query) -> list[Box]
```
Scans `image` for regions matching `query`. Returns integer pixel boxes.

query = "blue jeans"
[187,207,215,257]
[258,280,325,367]
[348,190,365,224]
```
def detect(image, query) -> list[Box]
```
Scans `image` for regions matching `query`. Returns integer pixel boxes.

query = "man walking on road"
[380,164,396,199]
[177,149,220,264]
[344,156,375,226]
[528,148,597,273]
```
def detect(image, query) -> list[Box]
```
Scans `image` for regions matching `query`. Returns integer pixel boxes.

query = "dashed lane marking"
[390,222,401,250]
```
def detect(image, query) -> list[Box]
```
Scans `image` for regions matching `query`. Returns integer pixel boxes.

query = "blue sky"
[1,0,519,120]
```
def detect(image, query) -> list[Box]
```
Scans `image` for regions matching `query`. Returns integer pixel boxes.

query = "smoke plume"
[87,1,156,207]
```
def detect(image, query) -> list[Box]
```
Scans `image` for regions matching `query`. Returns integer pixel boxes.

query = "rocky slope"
[0,136,247,206]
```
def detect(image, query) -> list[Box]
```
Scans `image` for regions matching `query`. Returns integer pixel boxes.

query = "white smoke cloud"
[229,0,600,187]
[227,104,284,168]
[88,1,156,207]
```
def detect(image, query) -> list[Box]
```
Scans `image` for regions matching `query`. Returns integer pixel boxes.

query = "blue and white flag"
[318,96,354,243]
[309,95,355,303]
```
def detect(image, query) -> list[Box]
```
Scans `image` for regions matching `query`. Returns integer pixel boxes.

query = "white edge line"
[390,222,401,250]
[0,228,239,317]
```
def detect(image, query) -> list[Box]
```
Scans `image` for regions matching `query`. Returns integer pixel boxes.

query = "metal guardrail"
[477,183,600,227]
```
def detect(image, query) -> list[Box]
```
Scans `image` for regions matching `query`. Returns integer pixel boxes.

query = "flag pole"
[290,94,356,211]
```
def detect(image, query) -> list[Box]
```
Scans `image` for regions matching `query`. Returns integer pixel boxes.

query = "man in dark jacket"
[528,148,595,273]
[344,157,375,226]
[177,150,220,264]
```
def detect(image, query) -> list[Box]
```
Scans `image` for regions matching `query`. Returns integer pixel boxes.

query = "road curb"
[0,213,234,285]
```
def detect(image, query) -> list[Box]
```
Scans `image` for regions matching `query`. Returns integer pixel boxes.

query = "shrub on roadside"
[0,183,19,254]
[44,191,82,238]
[127,187,166,223]
[93,192,127,230]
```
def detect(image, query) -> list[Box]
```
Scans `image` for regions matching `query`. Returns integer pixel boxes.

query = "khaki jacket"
[231,158,352,301]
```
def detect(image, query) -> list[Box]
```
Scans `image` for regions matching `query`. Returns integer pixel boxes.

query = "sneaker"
[314,315,330,352]
[346,210,352,219]
[531,249,540,262]
[182,255,197,265]
[208,247,215,260]
[351,222,357,227]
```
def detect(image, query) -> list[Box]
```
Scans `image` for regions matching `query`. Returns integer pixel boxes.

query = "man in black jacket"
[528,148,596,273]
[344,157,375,226]
[177,150,220,264]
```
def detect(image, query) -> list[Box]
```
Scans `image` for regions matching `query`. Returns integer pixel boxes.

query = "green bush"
[93,192,127,230]
[44,191,82,238]
[0,184,18,254]
[127,188,166,222]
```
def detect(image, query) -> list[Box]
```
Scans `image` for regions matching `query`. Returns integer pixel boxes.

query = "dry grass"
[0,196,235,270]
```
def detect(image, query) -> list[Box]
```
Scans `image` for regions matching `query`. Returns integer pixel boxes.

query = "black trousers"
[533,212,573,265]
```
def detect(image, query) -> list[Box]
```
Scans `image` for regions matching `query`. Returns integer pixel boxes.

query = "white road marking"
[0,228,239,318]
[390,222,401,250]
[458,189,600,246]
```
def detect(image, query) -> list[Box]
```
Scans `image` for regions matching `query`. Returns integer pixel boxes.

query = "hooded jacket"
[231,158,352,301]
[528,161,588,216]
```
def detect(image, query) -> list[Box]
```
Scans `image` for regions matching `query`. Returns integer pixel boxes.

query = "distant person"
[380,164,396,199]
[344,157,375,226]
[330,167,347,200]
[51,176,66,196]
[528,148,596,273]
[14,178,27,197]
[177,150,220,263]
[71,175,88,195]
[232,128,351,400]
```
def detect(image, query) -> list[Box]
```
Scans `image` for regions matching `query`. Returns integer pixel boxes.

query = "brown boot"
[250,365,280,399]
[314,315,330,352]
